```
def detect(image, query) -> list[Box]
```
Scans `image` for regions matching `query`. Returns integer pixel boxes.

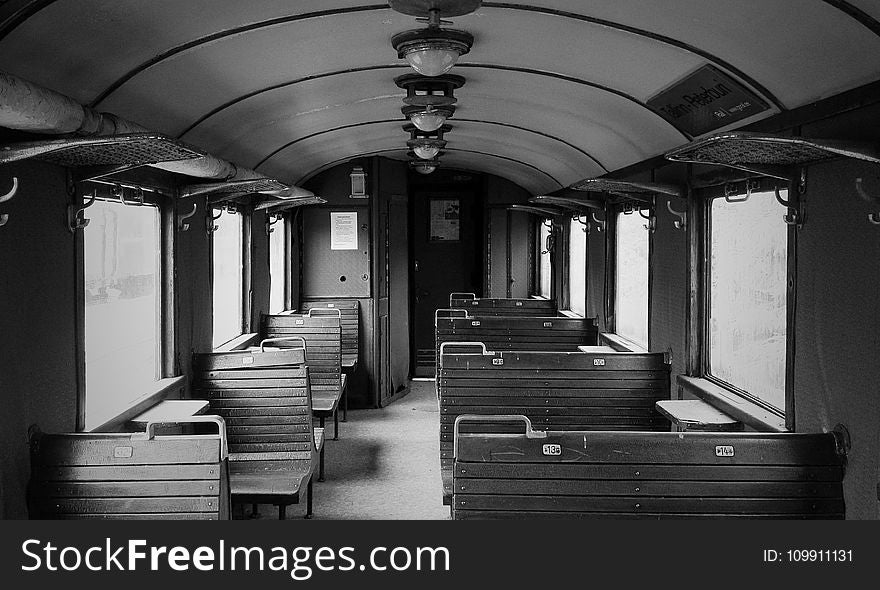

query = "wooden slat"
[34,435,222,466]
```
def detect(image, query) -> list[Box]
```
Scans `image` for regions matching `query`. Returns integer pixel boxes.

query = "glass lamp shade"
[410,110,447,132]
[412,161,438,174]
[404,47,460,77]
[413,145,442,160]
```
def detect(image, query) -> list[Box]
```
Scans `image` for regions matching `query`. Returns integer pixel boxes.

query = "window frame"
[268,211,290,314]
[609,203,651,350]
[565,215,587,317]
[210,204,251,349]
[698,178,793,421]
[75,183,174,432]
[534,217,553,300]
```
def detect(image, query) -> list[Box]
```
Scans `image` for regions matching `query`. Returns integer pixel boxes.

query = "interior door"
[411,190,482,376]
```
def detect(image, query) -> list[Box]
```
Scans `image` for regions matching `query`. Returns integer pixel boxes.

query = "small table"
[130,399,210,426]
[655,399,743,432]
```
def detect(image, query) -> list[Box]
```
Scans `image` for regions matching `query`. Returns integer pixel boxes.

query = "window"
[212,208,244,348]
[269,215,287,314]
[538,219,552,298]
[83,198,161,429]
[614,210,649,348]
[708,189,787,411]
[567,217,586,316]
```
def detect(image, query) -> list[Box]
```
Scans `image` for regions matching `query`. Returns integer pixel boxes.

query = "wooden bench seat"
[437,345,671,504]
[193,346,320,518]
[262,312,347,437]
[28,417,230,520]
[452,415,848,520]
[302,299,360,373]
[449,293,558,316]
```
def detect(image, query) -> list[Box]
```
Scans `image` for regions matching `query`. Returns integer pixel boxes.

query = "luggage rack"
[529,195,604,211]
[254,196,327,213]
[506,204,565,217]
[0,132,205,168]
[182,178,290,199]
[569,177,685,205]
[663,132,880,181]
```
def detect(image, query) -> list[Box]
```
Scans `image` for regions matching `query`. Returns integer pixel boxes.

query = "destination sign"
[647,65,770,136]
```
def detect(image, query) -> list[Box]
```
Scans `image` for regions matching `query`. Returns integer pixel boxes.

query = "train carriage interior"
[1,0,879,520]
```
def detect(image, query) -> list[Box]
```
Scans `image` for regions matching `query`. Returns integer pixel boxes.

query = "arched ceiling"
[2,0,880,195]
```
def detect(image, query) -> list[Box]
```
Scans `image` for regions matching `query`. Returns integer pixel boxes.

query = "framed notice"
[330,211,358,250]
[429,198,460,242]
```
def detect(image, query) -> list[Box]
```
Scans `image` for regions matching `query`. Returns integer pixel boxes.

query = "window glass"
[212,209,243,348]
[538,220,552,298]
[615,211,649,348]
[709,190,787,410]
[84,199,161,429]
[567,217,586,316]
[269,216,286,314]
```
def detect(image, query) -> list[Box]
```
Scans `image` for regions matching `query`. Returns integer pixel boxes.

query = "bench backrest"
[435,312,599,370]
[192,347,317,468]
[448,293,557,316]
[261,313,343,396]
[453,415,847,520]
[437,346,670,502]
[29,417,230,520]
[302,299,359,366]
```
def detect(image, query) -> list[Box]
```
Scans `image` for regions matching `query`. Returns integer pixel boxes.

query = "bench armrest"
[453,414,546,457]
[435,308,470,324]
[136,415,229,460]
[259,336,307,352]
[307,308,342,318]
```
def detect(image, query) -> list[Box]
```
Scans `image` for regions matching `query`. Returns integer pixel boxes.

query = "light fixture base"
[388,0,481,18]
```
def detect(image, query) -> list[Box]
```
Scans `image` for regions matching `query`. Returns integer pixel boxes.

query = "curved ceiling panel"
[0,1,878,195]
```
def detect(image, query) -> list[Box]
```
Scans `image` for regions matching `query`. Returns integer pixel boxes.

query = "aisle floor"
[240,380,450,520]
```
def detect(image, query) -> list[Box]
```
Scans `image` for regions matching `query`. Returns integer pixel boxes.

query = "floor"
[237,379,450,520]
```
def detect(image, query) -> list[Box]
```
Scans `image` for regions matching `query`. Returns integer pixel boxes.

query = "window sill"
[215,332,260,351]
[677,376,787,432]
[600,333,648,353]
[559,309,582,318]
[87,375,187,433]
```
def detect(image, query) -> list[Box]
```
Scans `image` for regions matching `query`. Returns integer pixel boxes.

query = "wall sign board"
[647,65,770,136]
[430,198,460,241]
[330,211,358,250]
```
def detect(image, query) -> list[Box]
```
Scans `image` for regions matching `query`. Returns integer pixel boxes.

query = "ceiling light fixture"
[405,123,450,160]
[408,152,441,175]
[389,1,479,76]
[401,103,455,132]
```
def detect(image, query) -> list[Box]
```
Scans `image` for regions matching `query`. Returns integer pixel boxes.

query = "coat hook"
[206,207,223,236]
[266,213,281,236]
[0,176,19,228]
[638,208,656,233]
[68,189,98,232]
[115,183,144,207]
[178,202,197,232]
[0,176,18,203]
[775,186,804,228]
[854,178,880,225]
[666,200,687,230]
[591,212,605,232]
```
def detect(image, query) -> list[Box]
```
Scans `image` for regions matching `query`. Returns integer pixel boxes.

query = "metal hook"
[266,213,281,235]
[638,208,656,233]
[0,176,18,203]
[591,212,605,232]
[666,200,687,230]
[854,178,880,225]
[206,207,223,236]
[724,181,753,203]
[178,203,197,232]
[775,186,804,228]
[68,189,98,232]
[115,183,144,207]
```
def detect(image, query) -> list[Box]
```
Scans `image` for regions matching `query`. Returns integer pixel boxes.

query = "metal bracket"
[68,189,98,232]
[775,186,805,229]
[638,207,656,233]
[206,207,223,237]
[854,177,880,225]
[724,179,758,203]
[177,202,197,232]
[667,199,687,230]
[0,176,18,227]
[266,213,281,235]
[591,212,605,232]
[114,183,144,207]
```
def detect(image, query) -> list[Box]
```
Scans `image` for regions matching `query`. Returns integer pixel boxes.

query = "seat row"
[27,300,361,520]
[436,294,849,519]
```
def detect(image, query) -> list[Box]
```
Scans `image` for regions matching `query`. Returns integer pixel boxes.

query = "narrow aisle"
[309,380,448,520]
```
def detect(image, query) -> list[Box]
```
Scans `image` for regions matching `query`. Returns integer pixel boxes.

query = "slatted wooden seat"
[261,312,346,439]
[192,346,320,519]
[28,416,230,520]
[435,310,598,373]
[453,415,848,520]
[437,344,670,504]
[302,299,360,374]
[449,293,558,316]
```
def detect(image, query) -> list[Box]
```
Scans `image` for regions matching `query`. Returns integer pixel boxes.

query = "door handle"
[414,259,420,272]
